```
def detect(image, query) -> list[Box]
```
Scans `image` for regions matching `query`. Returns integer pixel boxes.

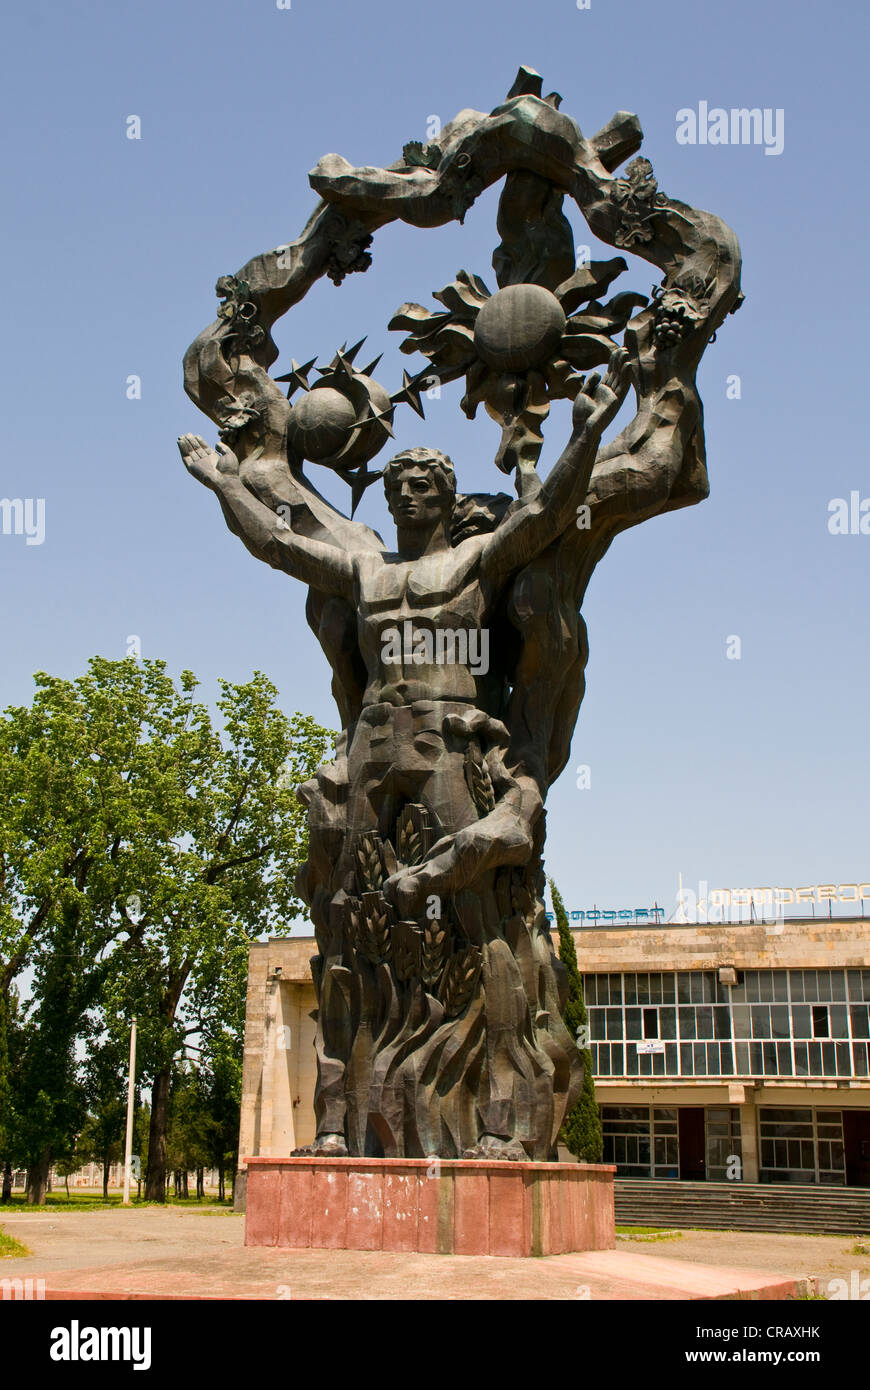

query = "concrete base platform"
[5,1250,801,1302]
[0,1208,813,1300]
[244,1156,615,1256]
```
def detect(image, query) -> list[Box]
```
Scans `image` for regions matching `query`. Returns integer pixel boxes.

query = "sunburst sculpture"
[389,263,648,479]
[275,339,430,514]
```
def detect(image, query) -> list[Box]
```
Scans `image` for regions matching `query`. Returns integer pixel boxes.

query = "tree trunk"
[65,1174,70,1198]
[196,1167,204,1200]
[217,1160,224,1202]
[102,1147,110,1200]
[26,1149,51,1206]
[181,1170,189,1199]
[145,1065,171,1201]
[2,1161,12,1202]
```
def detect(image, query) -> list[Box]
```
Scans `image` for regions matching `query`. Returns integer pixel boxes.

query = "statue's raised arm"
[479,348,630,592]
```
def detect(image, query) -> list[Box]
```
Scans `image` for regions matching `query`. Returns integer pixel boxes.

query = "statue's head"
[383,447,456,530]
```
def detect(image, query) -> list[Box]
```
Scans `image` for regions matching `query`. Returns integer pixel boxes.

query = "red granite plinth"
[244,1156,616,1256]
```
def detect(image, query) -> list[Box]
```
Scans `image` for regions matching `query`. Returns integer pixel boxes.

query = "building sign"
[705,882,870,908]
[544,907,664,925]
[636,1041,666,1055]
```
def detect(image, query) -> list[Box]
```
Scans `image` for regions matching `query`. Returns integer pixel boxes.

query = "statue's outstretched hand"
[178,434,240,490]
[571,346,631,434]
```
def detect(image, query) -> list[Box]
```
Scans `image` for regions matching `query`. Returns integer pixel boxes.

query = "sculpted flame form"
[180,67,741,1159]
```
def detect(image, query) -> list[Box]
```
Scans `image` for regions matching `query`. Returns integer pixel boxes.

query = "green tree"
[550,879,603,1162]
[13,904,90,1202]
[0,658,331,1203]
[78,1036,128,1198]
[166,1064,211,1199]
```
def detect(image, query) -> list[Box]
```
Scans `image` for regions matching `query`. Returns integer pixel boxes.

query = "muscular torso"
[354,537,490,706]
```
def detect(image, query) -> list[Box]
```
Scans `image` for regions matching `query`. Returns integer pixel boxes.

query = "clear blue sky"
[2,0,867,921]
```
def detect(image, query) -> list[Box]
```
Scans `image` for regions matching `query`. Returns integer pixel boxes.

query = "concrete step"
[615,1179,870,1234]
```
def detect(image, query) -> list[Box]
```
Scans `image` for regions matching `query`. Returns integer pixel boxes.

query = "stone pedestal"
[244,1156,615,1256]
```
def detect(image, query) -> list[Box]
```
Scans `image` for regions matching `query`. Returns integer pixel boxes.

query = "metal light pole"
[122,1017,137,1206]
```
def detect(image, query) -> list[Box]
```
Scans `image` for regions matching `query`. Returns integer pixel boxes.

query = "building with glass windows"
[235,912,870,1203]
[579,913,870,1186]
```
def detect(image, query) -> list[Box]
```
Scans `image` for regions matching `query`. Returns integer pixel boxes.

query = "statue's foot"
[462,1134,527,1161]
[292,1132,348,1157]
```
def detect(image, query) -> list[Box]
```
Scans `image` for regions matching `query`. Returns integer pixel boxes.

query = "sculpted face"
[385,462,454,530]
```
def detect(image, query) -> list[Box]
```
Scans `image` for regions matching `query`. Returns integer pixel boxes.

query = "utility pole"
[122,1017,137,1206]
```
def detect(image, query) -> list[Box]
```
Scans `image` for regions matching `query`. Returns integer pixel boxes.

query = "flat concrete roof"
[253,916,870,980]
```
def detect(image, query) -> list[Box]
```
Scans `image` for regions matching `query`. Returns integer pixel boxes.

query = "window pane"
[812,1005,830,1038]
[731,1005,751,1038]
[850,1005,870,1039]
[606,1007,624,1040]
[771,1006,790,1039]
[625,1007,642,1040]
[792,1005,811,1038]
[677,1007,695,1039]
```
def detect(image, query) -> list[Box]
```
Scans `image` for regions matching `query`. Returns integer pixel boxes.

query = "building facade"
[582,915,870,1186]
[237,915,870,1199]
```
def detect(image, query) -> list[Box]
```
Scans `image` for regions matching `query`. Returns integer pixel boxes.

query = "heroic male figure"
[179,348,628,917]
[180,350,627,1158]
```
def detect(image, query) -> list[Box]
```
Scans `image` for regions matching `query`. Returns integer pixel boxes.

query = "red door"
[843,1110,870,1187]
[678,1108,706,1181]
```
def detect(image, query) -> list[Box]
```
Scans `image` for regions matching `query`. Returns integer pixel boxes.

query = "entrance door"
[843,1111,870,1187]
[678,1107,706,1181]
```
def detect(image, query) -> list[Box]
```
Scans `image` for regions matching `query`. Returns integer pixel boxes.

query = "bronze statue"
[180,66,741,1160]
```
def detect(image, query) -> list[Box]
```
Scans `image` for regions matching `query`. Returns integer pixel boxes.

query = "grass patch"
[0,1227,32,1259]
[0,1192,234,1212]
[615,1224,683,1242]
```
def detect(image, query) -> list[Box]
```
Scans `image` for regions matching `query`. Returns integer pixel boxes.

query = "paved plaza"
[3,1208,864,1300]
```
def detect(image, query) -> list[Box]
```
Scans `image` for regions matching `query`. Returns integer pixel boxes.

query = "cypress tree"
[550,879,603,1161]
